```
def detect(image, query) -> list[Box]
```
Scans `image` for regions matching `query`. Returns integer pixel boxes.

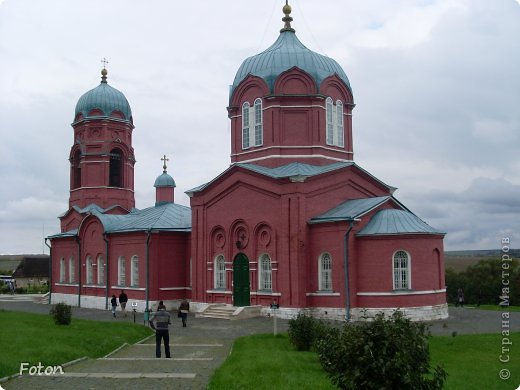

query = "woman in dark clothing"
[179,300,190,327]
[111,295,118,317]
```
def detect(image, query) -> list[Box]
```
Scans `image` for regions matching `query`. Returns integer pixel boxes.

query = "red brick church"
[48,4,447,321]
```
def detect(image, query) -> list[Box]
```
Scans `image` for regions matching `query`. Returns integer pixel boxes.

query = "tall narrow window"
[242,102,250,149]
[86,256,93,284]
[326,97,334,145]
[69,256,75,283]
[259,254,272,291]
[97,255,104,286]
[72,150,81,189]
[109,148,123,187]
[325,97,344,147]
[118,256,126,286]
[214,255,226,289]
[131,255,139,287]
[59,258,65,283]
[393,250,410,290]
[254,98,263,146]
[319,253,333,291]
[336,100,344,147]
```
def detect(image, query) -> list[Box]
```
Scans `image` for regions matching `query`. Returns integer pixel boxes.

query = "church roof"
[356,209,444,236]
[231,7,351,96]
[154,172,176,188]
[309,196,393,224]
[93,202,191,233]
[74,69,132,124]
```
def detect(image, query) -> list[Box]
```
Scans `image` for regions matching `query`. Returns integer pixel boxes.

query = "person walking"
[179,299,190,327]
[149,301,171,358]
[456,288,465,307]
[119,290,128,317]
[111,294,117,318]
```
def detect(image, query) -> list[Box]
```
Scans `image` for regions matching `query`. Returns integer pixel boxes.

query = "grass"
[0,309,152,378]
[208,334,336,389]
[209,332,520,390]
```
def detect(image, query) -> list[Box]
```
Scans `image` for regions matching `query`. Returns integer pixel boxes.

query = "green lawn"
[0,309,152,378]
[210,332,520,390]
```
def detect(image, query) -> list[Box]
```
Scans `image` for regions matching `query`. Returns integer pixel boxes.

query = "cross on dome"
[161,155,169,172]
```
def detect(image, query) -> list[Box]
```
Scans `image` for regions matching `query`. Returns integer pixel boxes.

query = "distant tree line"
[446,258,520,306]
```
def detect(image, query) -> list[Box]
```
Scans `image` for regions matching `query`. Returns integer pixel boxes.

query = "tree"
[315,311,446,390]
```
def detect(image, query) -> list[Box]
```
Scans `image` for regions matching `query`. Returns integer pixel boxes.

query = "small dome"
[74,70,132,124]
[154,172,176,188]
[231,30,351,95]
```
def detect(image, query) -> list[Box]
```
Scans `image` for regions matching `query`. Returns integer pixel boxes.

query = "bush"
[288,312,329,351]
[50,302,72,325]
[315,311,446,390]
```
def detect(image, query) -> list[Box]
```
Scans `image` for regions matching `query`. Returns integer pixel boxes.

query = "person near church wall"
[111,294,118,318]
[119,290,128,317]
[179,299,190,327]
[456,288,465,307]
[149,301,171,358]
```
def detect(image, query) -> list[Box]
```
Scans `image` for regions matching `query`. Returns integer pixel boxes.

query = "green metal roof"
[154,172,176,188]
[94,203,191,233]
[74,78,132,124]
[309,196,392,224]
[239,161,353,179]
[231,30,351,96]
[356,209,444,236]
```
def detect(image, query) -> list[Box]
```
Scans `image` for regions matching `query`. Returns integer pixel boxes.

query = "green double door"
[233,253,250,307]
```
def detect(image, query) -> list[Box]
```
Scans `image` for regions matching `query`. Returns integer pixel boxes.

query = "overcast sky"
[0,0,519,254]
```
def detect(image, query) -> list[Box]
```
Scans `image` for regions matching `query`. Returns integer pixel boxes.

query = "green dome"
[154,172,176,188]
[74,71,132,124]
[231,30,351,96]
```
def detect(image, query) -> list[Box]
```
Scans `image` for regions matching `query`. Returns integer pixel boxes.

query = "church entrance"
[233,253,250,306]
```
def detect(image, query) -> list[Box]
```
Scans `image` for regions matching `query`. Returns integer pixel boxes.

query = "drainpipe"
[146,230,152,312]
[343,219,359,321]
[44,238,52,304]
[75,236,81,307]
[103,233,110,310]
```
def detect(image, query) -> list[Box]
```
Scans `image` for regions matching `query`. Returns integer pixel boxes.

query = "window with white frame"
[242,99,263,149]
[86,256,93,284]
[118,256,126,286]
[393,250,410,290]
[259,254,272,291]
[214,255,226,289]
[97,255,104,285]
[59,258,65,283]
[69,256,75,283]
[131,255,139,287]
[325,97,345,147]
[319,253,333,291]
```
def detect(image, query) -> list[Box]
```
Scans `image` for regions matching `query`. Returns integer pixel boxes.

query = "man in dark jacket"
[149,301,171,358]
[119,290,128,317]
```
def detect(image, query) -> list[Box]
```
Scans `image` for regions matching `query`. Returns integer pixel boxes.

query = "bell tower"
[68,66,136,211]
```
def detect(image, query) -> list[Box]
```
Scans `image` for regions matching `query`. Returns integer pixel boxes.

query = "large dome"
[231,30,351,96]
[74,69,132,124]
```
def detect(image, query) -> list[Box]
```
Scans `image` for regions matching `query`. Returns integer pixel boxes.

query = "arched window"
[72,149,81,189]
[254,98,263,146]
[59,258,65,283]
[69,256,75,283]
[259,254,272,291]
[86,256,93,284]
[242,102,250,149]
[109,148,123,187]
[118,256,126,286]
[393,250,410,290]
[242,99,263,150]
[325,97,344,147]
[131,255,139,287]
[97,255,104,286]
[319,253,333,291]
[214,255,226,289]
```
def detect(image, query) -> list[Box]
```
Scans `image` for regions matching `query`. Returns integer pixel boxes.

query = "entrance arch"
[233,253,250,306]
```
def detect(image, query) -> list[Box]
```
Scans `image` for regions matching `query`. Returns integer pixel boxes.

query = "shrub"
[288,312,329,351]
[315,311,446,390]
[50,302,72,325]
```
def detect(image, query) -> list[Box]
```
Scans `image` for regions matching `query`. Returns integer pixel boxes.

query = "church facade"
[48,4,447,321]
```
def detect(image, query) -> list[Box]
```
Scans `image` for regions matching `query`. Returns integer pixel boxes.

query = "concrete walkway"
[1,296,519,389]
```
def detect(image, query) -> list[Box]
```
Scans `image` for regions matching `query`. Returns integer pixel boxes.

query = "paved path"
[1,296,519,389]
